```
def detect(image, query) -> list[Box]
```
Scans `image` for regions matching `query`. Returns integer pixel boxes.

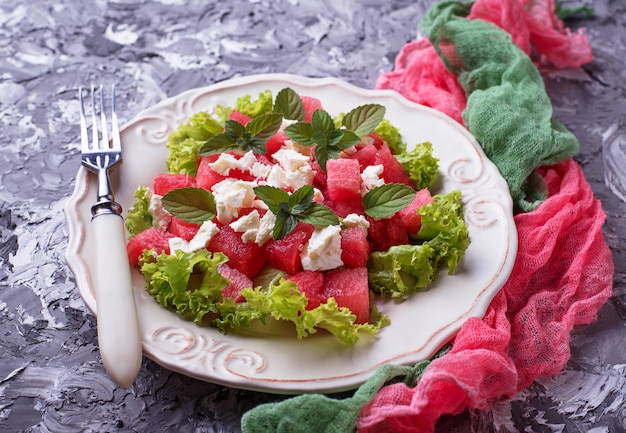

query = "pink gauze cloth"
[359,1,613,432]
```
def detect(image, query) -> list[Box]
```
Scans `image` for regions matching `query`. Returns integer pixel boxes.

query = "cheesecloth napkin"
[241,1,614,431]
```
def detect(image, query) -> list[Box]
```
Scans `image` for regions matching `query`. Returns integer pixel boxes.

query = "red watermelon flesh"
[219,263,253,303]
[322,267,370,324]
[196,156,226,190]
[300,96,323,122]
[285,270,325,310]
[168,217,200,241]
[324,197,364,219]
[228,110,252,125]
[153,173,196,196]
[326,158,362,201]
[367,216,409,252]
[397,189,433,234]
[340,227,370,268]
[348,142,378,169]
[127,227,175,266]
[208,226,266,279]
[264,223,315,275]
[265,130,289,155]
[374,144,413,186]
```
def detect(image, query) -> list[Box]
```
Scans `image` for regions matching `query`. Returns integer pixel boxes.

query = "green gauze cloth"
[420,0,579,212]
[241,348,448,433]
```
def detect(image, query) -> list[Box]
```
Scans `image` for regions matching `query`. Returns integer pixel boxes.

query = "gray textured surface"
[1,0,624,432]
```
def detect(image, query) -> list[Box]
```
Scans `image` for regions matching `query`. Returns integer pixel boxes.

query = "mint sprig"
[283,104,385,171]
[254,185,339,240]
[161,187,217,224]
[363,183,416,219]
[273,87,305,121]
[199,113,283,156]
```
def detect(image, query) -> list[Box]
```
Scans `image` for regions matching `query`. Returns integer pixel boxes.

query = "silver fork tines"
[79,85,123,217]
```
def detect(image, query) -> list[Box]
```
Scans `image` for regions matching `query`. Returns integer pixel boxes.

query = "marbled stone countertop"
[1,1,624,432]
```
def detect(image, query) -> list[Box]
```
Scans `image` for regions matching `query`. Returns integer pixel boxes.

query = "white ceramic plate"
[65,73,517,394]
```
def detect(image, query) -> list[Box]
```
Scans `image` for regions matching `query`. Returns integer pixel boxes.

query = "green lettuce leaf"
[214,277,389,345]
[415,189,470,273]
[368,189,470,297]
[368,243,437,298]
[395,141,440,190]
[125,186,153,237]
[234,90,273,117]
[374,118,406,154]
[140,249,230,323]
[166,108,231,175]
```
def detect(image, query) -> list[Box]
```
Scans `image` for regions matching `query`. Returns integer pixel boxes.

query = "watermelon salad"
[124,87,470,345]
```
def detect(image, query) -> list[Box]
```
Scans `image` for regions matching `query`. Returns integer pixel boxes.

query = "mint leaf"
[246,113,283,141]
[161,187,216,224]
[254,185,338,239]
[198,133,240,156]
[274,87,304,121]
[343,104,386,137]
[363,183,416,219]
[284,122,316,146]
[299,203,340,226]
[253,185,290,214]
[289,185,315,215]
[224,119,247,141]
[273,213,298,240]
[311,109,335,134]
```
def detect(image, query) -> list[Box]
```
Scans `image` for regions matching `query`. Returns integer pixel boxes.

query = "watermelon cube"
[265,130,289,155]
[228,109,252,125]
[196,156,226,190]
[340,227,370,268]
[168,216,200,241]
[324,197,364,218]
[397,189,433,234]
[326,158,362,201]
[367,216,409,252]
[285,270,325,310]
[153,173,196,196]
[208,226,266,279]
[348,143,378,169]
[264,223,315,275]
[300,96,323,122]
[322,267,370,324]
[219,263,253,303]
[127,227,175,266]
[374,143,413,186]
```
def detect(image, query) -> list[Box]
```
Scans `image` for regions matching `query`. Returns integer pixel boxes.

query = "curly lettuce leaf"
[368,189,469,297]
[368,243,437,298]
[125,186,153,237]
[395,141,440,190]
[415,189,470,273]
[234,89,273,117]
[140,249,230,323]
[374,118,406,154]
[166,108,231,175]
[214,277,389,345]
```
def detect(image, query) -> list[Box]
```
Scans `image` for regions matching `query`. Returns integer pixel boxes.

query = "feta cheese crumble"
[300,225,343,271]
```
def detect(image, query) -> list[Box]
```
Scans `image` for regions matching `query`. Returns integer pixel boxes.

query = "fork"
[80,85,142,388]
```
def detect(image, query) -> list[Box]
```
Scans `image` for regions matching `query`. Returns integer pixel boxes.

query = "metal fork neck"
[91,169,122,217]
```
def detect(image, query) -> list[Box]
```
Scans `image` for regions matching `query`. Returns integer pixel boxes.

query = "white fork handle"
[92,212,142,388]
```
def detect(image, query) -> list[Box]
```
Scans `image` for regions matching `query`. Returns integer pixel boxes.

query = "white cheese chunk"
[211,179,258,224]
[300,225,344,271]
[360,164,385,195]
[229,210,261,243]
[148,192,171,231]
[255,211,276,246]
[342,213,370,236]
[272,148,310,172]
[188,220,220,251]
[168,237,190,254]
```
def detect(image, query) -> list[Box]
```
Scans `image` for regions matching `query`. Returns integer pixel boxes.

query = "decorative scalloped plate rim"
[64,73,517,394]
